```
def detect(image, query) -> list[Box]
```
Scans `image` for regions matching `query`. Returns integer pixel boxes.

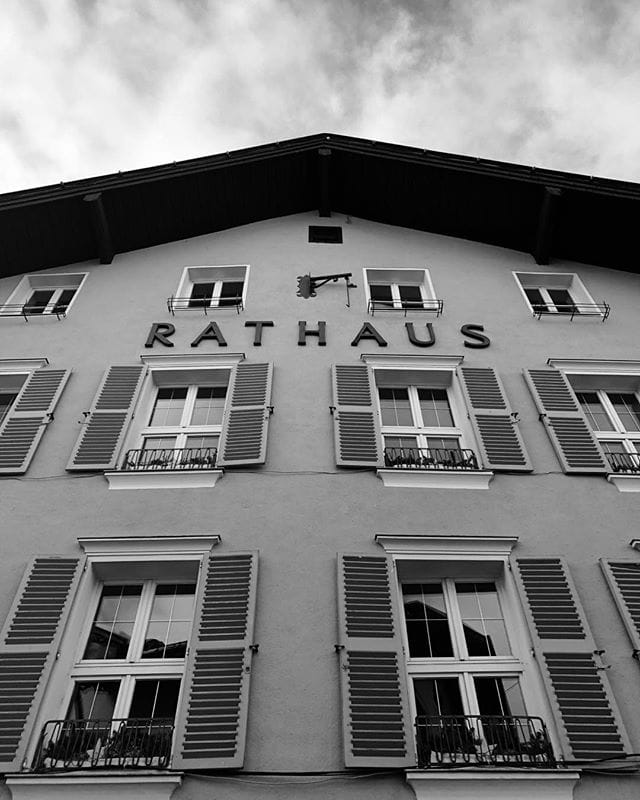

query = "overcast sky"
[2,0,640,192]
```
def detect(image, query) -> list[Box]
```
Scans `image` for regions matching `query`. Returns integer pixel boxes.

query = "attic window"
[309,226,343,244]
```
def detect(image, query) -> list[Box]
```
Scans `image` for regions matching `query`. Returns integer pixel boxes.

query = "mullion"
[127,581,156,661]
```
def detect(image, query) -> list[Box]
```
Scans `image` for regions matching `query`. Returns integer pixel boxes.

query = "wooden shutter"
[331,364,382,468]
[173,551,258,770]
[67,365,146,470]
[458,366,531,471]
[336,554,415,768]
[600,560,640,656]
[0,556,82,772]
[514,557,629,761]
[523,369,608,473]
[0,369,70,474]
[218,363,272,467]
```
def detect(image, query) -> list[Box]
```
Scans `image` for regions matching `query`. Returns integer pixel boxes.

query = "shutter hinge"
[593,649,611,670]
[511,411,520,423]
[266,406,274,416]
[334,644,344,653]
[632,649,640,661]
[45,412,55,423]
[79,411,91,424]
[538,412,547,421]
[249,643,259,654]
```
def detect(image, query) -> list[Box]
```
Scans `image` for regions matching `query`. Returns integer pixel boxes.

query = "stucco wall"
[1,212,640,797]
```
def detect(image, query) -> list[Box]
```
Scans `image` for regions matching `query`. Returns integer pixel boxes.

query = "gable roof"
[1,132,639,280]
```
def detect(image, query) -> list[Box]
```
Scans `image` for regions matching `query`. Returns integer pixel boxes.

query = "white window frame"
[548,358,640,492]
[513,271,602,317]
[172,265,249,311]
[1,272,87,317]
[0,358,49,427]
[23,535,220,772]
[363,354,492,490]
[363,267,439,313]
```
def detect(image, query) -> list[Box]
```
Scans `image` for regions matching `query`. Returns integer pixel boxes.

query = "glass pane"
[418,388,454,427]
[378,387,413,426]
[600,440,625,454]
[456,582,511,657]
[189,386,227,426]
[369,284,394,307]
[129,679,181,720]
[53,288,76,313]
[218,281,244,306]
[83,585,142,660]
[547,288,576,313]
[398,285,423,307]
[148,387,188,427]
[189,282,215,307]
[608,393,640,433]
[474,677,526,718]
[24,289,54,314]
[524,287,547,313]
[142,583,196,659]
[0,392,17,425]
[142,436,177,450]
[414,677,463,716]
[402,583,453,657]
[384,436,418,449]
[576,392,614,431]
[67,681,120,720]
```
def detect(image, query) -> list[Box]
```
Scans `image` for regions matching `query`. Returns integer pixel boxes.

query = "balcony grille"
[606,451,640,473]
[384,447,478,470]
[167,296,243,314]
[121,447,218,471]
[531,302,610,321]
[32,718,174,771]
[415,715,555,768]
[368,298,443,316]
[0,303,68,320]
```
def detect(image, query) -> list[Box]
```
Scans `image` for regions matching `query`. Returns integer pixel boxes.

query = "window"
[514,272,608,319]
[1,273,87,318]
[169,265,248,313]
[308,225,343,243]
[0,390,19,425]
[364,268,441,314]
[576,390,640,471]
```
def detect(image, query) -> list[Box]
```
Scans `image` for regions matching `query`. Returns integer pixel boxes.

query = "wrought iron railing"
[32,718,174,771]
[368,298,444,316]
[416,715,555,767]
[0,303,68,320]
[531,302,610,321]
[166,296,243,314]
[606,451,640,473]
[384,447,479,470]
[121,447,218,471]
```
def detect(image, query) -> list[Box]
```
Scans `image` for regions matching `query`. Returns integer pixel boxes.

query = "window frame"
[513,271,603,318]
[575,389,640,458]
[363,267,440,313]
[172,265,249,312]
[1,273,87,317]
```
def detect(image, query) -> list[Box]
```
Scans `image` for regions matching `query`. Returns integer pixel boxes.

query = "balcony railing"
[384,447,479,470]
[0,303,68,320]
[531,302,610,321]
[368,298,444,316]
[606,451,640,473]
[32,718,174,772]
[167,296,243,315]
[416,715,555,768]
[121,447,218,471]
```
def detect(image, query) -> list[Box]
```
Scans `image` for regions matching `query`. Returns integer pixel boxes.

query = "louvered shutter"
[514,557,629,761]
[173,551,258,770]
[458,366,531,471]
[600,560,640,656]
[331,364,382,468]
[523,369,608,473]
[336,554,415,768]
[67,365,146,470]
[0,556,82,772]
[217,363,272,467]
[0,369,70,474]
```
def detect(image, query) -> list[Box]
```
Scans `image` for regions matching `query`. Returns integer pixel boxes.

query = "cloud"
[1,0,639,192]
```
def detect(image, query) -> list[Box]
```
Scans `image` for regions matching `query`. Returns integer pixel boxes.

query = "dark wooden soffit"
[1,133,639,279]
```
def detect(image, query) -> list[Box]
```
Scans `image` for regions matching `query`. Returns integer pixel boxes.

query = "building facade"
[0,135,640,800]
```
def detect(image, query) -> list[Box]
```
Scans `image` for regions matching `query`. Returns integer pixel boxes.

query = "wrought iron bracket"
[511,411,520,422]
[329,406,336,415]
[249,643,260,654]
[267,406,274,416]
[334,644,344,653]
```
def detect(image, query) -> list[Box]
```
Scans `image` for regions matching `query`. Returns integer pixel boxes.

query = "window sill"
[104,469,224,490]
[608,473,640,493]
[377,468,493,490]
[406,768,578,800]
[6,771,182,800]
